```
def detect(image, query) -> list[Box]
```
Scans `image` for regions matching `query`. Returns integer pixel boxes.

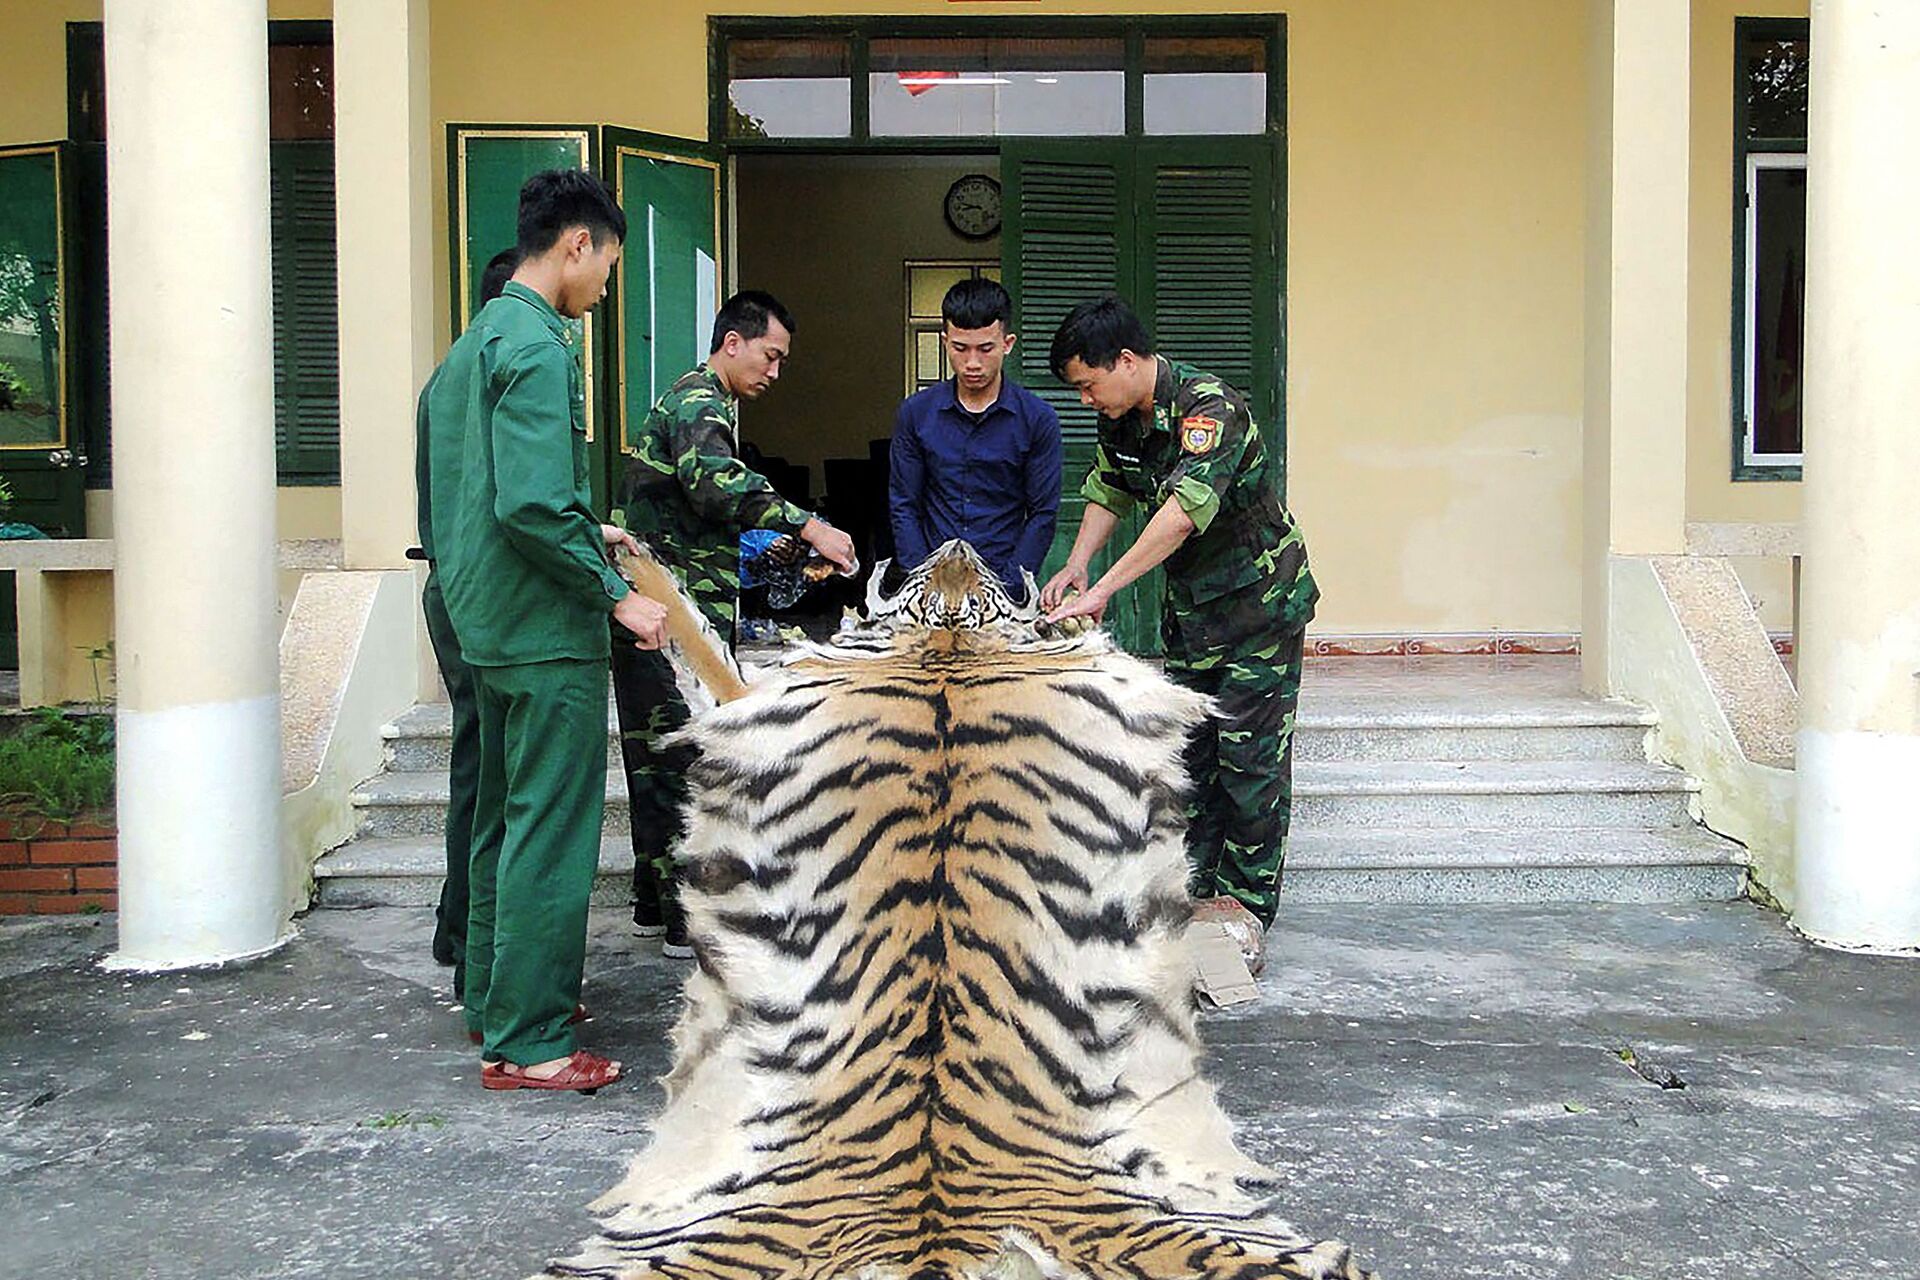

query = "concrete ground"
[1,902,1915,1280]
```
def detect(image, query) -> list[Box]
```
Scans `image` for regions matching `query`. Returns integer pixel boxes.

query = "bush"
[0,707,115,824]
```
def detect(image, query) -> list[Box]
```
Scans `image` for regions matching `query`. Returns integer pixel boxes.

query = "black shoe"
[632,898,666,939]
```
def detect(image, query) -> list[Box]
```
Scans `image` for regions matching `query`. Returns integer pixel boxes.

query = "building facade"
[0,0,1912,965]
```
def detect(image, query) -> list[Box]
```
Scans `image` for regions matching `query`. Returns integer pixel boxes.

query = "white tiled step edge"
[315,825,1747,908]
[314,836,635,908]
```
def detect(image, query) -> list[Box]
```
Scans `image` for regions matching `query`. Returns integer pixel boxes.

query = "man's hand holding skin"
[613,590,670,650]
[1040,562,1090,612]
[1045,581,1109,624]
[800,517,857,573]
[601,524,644,559]
[1043,497,1196,625]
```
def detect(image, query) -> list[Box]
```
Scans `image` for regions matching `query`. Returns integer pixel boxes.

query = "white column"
[334,0,435,574]
[105,0,287,968]
[1792,0,1920,951]
[1580,0,1691,692]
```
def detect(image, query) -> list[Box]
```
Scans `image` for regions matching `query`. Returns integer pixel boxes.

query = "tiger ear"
[1009,569,1041,621]
[866,557,902,618]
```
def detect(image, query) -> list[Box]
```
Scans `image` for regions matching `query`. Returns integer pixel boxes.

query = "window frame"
[710,15,1284,151]
[1730,15,1809,482]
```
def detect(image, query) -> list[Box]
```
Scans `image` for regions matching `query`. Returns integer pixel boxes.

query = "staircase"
[311,657,1747,908]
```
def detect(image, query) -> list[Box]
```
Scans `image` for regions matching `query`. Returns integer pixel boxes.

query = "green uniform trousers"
[609,637,693,927]
[422,572,479,992]
[1163,618,1307,928]
[464,655,608,1065]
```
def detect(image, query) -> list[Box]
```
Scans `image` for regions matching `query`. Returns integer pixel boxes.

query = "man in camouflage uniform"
[612,290,855,955]
[1041,295,1317,928]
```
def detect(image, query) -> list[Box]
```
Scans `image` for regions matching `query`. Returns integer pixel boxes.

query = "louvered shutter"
[1137,140,1281,457]
[1001,143,1166,654]
[269,141,339,481]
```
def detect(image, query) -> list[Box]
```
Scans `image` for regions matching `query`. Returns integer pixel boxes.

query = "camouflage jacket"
[614,365,811,633]
[1082,357,1318,642]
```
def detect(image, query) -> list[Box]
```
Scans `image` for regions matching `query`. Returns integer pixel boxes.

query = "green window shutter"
[1001,142,1166,655]
[1003,144,1132,495]
[269,141,339,482]
[1137,139,1280,457]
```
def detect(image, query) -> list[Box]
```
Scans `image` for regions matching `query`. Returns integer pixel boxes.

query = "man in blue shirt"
[889,278,1062,589]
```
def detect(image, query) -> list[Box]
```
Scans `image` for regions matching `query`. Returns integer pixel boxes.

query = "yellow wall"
[736,155,999,483]
[1687,0,1807,631]
[6,1,1800,637]
[429,0,1592,634]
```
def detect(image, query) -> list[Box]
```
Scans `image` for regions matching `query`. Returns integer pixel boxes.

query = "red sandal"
[468,1003,590,1046]
[481,1050,622,1093]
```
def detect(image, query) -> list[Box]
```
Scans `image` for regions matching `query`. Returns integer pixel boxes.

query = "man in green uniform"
[1041,294,1318,929]
[420,246,519,998]
[613,291,855,956]
[425,169,667,1091]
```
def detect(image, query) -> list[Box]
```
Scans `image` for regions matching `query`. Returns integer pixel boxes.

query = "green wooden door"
[446,125,611,509]
[600,128,723,490]
[0,143,87,668]
[1002,137,1280,656]
[1000,141,1162,650]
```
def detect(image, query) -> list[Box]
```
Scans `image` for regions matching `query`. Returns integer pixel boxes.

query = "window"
[716,22,1282,146]
[1744,154,1805,467]
[1733,20,1809,478]
[869,37,1124,139]
[727,37,852,139]
[1143,36,1269,136]
[903,261,999,396]
[67,21,340,484]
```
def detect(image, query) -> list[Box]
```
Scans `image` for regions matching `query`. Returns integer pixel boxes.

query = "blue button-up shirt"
[889,377,1063,587]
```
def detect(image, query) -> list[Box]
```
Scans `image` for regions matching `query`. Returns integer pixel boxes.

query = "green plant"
[78,641,114,705]
[0,707,114,824]
[0,362,25,413]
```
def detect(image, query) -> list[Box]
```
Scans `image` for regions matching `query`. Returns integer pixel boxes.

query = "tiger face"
[862,540,1041,635]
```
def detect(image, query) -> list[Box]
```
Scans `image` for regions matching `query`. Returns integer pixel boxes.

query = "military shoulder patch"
[1180,415,1221,455]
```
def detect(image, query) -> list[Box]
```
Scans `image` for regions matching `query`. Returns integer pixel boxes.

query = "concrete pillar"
[105,0,287,968]
[1791,0,1920,951]
[1581,0,1691,692]
[334,0,435,575]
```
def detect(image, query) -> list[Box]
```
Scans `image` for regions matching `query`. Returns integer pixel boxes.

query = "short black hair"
[516,168,626,257]
[942,277,1013,333]
[1049,293,1154,380]
[710,290,796,355]
[478,248,522,306]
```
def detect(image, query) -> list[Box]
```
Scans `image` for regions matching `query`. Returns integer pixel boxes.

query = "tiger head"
[863,540,1040,635]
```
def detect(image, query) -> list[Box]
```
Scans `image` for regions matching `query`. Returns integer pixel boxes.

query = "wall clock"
[943,174,1002,240]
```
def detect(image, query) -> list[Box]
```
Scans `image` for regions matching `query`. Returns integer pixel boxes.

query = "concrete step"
[313,826,1745,909]
[1289,761,1696,829]
[350,769,635,838]
[314,835,635,908]
[348,759,1696,840]
[379,696,1658,772]
[1277,826,1747,904]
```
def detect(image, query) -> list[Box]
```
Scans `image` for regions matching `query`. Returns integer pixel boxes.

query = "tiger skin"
[543,542,1374,1280]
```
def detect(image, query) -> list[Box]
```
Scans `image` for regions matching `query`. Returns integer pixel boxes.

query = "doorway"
[718,19,1285,653]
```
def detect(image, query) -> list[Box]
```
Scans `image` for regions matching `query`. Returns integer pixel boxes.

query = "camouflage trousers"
[609,638,694,926]
[1162,617,1306,929]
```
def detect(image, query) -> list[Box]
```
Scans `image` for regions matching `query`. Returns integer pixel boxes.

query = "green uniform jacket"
[1082,356,1319,641]
[614,364,811,632]
[423,282,630,666]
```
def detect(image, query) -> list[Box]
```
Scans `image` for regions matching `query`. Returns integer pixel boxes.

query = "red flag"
[898,70,958,97]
